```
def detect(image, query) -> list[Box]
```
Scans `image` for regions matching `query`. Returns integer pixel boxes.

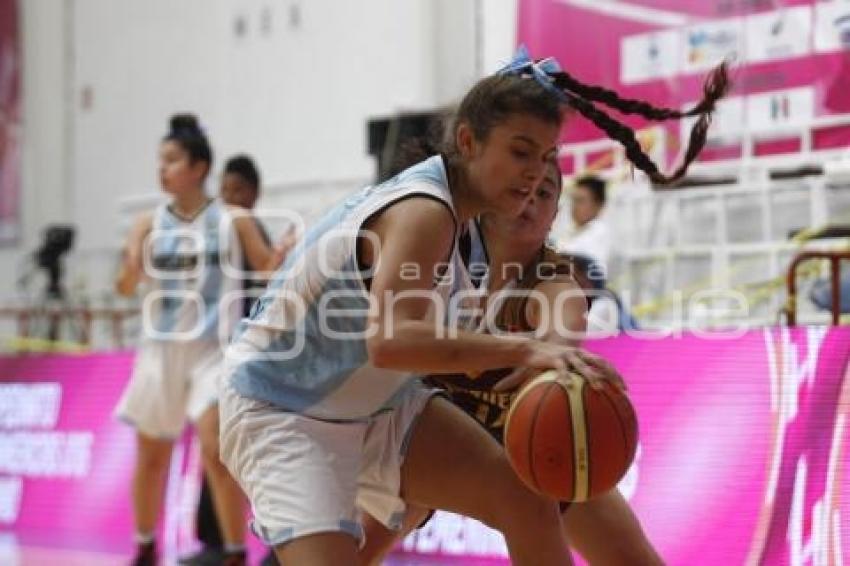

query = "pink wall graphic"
[401,326,850,564]
[0,0,21,243]
[0,353,260,562]
[1,327,848,564]
[518,0,850,164]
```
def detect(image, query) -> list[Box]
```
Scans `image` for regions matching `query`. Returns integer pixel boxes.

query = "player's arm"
[115,211,153,297]
[526,276,587,347]
[364,198,596,376]
[230,208,296,274]
[525,276,625,391]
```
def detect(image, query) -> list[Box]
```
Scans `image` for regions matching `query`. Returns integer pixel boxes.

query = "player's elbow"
[115,279,135,298]
[114,267,139,297]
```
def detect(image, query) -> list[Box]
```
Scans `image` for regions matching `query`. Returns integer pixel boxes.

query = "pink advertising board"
[518,0,850,162]
[0,352,266,562]
[0,354,138,550]
[400,326,850,564]
[1,327,849,564]
[0,0,21,243]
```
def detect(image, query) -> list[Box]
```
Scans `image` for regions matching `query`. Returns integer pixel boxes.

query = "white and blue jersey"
[226,156,472,420]
[144,198,243,342]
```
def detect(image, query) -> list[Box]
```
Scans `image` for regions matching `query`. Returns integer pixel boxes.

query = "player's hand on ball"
[578,352,626,391]
[494,342,603,392]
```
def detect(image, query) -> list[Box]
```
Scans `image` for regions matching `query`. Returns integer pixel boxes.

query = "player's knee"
[196,411,224,464]
[136,446,170,475]
[504,490,560,532]
[478,473,560,533]
[199,432,223,469]
[602,540,664,566]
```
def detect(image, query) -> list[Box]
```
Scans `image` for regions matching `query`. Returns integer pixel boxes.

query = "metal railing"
[784,251,850,326]
[0,306,139,351]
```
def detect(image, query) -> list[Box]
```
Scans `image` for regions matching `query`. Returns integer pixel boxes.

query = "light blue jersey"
[226,156,473,420]
[145,199,243,342]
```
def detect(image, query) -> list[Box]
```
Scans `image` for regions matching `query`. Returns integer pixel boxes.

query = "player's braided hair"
[549,62,730,184]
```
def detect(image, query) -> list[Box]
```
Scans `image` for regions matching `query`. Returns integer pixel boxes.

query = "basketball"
[504,370,638,502]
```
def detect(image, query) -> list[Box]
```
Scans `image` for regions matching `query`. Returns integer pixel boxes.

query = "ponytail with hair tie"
[498,46,731,185]
[164,113,213,171]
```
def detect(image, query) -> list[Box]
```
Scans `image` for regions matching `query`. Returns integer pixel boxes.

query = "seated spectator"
[568,254,638,334]
[810,265,850,315]
[556,175,611,269]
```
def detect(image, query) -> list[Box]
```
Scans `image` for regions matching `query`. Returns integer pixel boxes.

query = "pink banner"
[400,326,850,564]
[0,0,20,243]
[0,353,266,563]
[2,327,849,564]
[518,0,850,162]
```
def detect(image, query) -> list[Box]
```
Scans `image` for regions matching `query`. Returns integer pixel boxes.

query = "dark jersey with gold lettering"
[426,244,580,444]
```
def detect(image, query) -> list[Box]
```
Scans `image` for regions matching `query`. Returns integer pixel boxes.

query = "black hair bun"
[169,113,201,134]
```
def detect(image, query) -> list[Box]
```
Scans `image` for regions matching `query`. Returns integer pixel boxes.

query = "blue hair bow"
[497,45,567,102]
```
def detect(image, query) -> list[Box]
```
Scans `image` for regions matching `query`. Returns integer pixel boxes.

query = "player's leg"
[218,381,364,566]
[562,488,663,565]
[195,405,247,557]
[274,532,358,565]
[400,396,572,566]
[177,473,225,564]
[189,345,247,558]
[115,342,186,563]
[132,433,174,536]
[359,506,430,566]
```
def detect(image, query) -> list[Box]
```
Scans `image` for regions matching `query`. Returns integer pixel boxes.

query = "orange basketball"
[504,370,638,502]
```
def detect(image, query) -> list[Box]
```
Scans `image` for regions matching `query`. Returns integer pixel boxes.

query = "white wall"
[480,0,518,74]
[433,0,477,106]
[0,0,70,303]
[70,0,442,248]
[71,0,227,251]
[431,0,518,104]
[1,0,520,323]
[217,0,439,186]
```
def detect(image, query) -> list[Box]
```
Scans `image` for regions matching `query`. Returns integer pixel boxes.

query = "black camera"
[35,225,75,298]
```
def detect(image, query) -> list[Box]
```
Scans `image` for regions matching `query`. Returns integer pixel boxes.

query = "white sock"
[135,532,155,545]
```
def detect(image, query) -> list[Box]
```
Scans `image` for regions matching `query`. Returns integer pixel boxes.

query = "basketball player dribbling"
[359,157,663,565]
[218,48,726,565]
